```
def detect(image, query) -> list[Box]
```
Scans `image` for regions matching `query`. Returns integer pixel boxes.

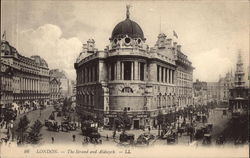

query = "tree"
[26,120,43,144]
[16,115,30,144]
[114,111,132,133]
[62,97,72,116]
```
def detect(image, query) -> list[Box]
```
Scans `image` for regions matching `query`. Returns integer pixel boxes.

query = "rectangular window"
[111,63,115,80]
[140,62,144,81]
[124,61,131,80]
[157,65,160,82]
[90,67,93,82]
[165,68,168,82]
[82,69,85,83]
[86,67,89,83]
[95,65,98,81]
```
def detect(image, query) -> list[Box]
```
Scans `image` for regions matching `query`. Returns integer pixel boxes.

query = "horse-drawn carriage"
[136,133,155,145]
[61,121,77,132]
[119,133,135,145]
[216,135,225,145]
[45,119,60,132]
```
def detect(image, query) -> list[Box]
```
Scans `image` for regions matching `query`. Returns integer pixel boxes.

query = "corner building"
[0,40,50,108]
[74,9,194,129]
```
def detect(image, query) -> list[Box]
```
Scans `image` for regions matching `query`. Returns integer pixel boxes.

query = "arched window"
[122,87,133,93]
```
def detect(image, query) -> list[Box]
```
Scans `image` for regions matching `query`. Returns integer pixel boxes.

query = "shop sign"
[105,114,117,118]
[136,114,149,118]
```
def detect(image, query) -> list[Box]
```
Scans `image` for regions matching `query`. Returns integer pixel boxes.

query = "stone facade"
[49,77,61,102]
[218,71,234,104]
[74,9,194,129]
[0,40,50,108]
[49,69,71,98]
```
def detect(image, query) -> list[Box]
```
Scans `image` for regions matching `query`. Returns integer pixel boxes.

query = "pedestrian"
[72,135,76,142]
[148,126,151,133]
[106,134,109,141]
[190,133,193,143]
[51,137,54,144]
[113,131,116,139]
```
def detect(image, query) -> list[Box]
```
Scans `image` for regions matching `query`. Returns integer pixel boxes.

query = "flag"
[2,31,6,40]
[173,30,178,39]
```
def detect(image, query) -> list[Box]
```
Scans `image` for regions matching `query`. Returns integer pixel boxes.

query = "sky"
[1,0,249,82]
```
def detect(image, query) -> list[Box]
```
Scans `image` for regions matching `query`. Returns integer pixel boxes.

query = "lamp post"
[190,110,193,126]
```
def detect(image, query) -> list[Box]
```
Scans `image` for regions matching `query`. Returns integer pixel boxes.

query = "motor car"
[202,134,212,145]
[81,120,101,143]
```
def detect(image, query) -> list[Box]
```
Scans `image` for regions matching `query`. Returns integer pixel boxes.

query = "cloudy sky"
[1,0,249,81]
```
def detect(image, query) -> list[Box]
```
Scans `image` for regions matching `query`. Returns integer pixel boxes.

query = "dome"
[111,6,144,40]
[111,18,144,40]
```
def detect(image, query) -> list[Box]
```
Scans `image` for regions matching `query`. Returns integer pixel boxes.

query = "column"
[131,61,134,80]
[38,80,40,93]
[28,78,31,91]
[166,69,169,83]
[121,62,124,80]
[144,63,147,80]
[36,80,38,92]
[134,61,138,80]
[169,69,172,84]
[21,78,23,91]
[31,79,33,91]
[117,61,121,80]
[108,64,111,80]
[163,67,165,83]
[159,66,162,82]
[24,78,28,90]
[172,71,175,84]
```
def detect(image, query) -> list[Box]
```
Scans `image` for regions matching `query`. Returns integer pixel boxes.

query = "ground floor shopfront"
[77,106,187,130]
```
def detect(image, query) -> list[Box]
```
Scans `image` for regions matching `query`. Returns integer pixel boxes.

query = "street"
[8,106,233,147]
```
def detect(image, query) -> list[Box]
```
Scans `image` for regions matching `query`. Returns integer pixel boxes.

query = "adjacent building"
[74,7,194,129]
[0,40,50,108]
[207,82,219,104]
[229,53,249,117]
[193,79,208,106]
[49,77,61,103]
[218,71,234,105]
[49,69,71,99]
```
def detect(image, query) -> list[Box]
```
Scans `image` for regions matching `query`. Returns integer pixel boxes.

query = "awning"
[24,101,30,105]
[235,97,245,100]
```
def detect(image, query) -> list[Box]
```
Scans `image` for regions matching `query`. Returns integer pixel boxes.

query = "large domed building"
[74,6,194,129]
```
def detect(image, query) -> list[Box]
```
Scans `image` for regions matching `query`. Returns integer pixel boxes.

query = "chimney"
[157,33,167,48]
[82,44,88,52]
[166,38,172,47]
[87,39,95,51]
[177,45,181,52]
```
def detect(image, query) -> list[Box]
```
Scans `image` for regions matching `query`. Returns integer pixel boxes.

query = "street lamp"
[190,110,193,125]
